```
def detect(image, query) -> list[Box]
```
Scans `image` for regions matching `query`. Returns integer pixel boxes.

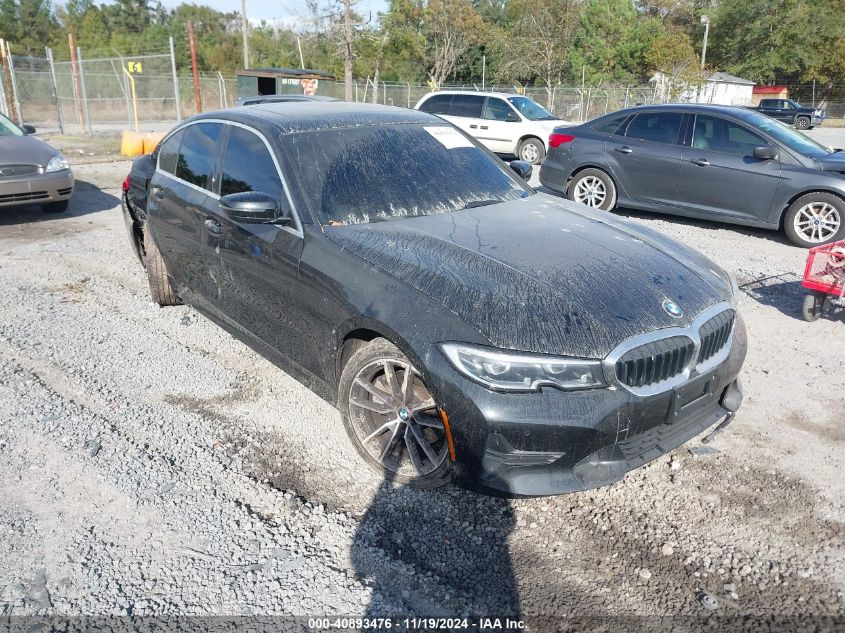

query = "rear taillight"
[549,133,575,148]
[122,175,130,191]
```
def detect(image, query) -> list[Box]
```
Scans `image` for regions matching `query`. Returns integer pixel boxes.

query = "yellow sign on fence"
[126,61,142,74]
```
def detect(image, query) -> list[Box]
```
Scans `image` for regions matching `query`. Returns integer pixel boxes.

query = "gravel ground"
[1,136,844,631]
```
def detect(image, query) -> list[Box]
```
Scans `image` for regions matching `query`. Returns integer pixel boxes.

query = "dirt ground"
[0,132,843,631]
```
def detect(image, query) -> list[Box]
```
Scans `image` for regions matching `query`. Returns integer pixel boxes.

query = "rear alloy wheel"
[795,116,811,130]
[339,338,450,487]
[517,137,545,165]
[567,168,617,211]
[784,193,845,247]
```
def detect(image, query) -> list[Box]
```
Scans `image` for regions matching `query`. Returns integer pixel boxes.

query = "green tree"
[569,0,663,84]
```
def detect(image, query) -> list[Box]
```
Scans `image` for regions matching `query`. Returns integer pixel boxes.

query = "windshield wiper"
[463,199,500,209]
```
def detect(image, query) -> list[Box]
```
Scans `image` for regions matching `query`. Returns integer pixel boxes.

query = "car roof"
[596,103,760,119]
[421,90,522,99]
[190,101,442,134]
[236,95,340,105]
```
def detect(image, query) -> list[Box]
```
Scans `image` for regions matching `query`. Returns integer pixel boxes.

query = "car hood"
[325,194,731,358]
[0,135,60,167]
[815,151,845,173]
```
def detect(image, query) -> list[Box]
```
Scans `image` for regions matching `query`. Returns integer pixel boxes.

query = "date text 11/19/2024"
[307,617,526,630]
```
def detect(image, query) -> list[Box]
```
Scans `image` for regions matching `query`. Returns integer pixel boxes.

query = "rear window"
[449,94,484,118]
[418,94,452,115]
[282,123,530,225]
[158,129,184,174]
[175,123,222,190]
[625,112,684,145]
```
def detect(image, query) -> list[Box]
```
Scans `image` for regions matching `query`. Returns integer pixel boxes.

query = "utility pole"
[241,0,249,69]
[342,0,354,101]
[187,20,202,113]
[700,15,710,71]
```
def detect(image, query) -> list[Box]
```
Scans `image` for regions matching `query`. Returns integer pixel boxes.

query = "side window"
[592,115,628,135]
[783,100,796,110]
[482,98,517,122]
[625,112,684,145]
[760,99,775,109]
[175,122,222,191]
[448,94,484,118]
[158,128,184,174]
[220,126,286,209]
[419,94,452,115]
[692,115,766,156]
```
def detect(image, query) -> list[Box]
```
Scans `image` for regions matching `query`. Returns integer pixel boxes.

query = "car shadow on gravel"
[742,273,845,322]
[0,180,118,226]
[351,470,523,620]
[535,185,793,247]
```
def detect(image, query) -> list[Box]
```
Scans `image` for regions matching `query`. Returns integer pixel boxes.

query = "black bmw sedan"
[539,104,845,248]
[129,102,746,496]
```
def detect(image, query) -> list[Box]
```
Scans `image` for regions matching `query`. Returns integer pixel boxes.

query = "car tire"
[802,292,824,322]
[42,200,69,213]
[338,337,451,488]
[795,116,810,130]
[566,168,617,211]
[783,192,845,247]
[517,137,545,165]
[142,225,181,306]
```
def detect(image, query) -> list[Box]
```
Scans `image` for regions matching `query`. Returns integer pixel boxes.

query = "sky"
[160,0,389,28]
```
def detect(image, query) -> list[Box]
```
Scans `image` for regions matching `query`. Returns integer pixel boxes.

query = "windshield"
[735,109,832,157]
[282,123,531,225]
[507,96,556,121]
[0,113,23,137]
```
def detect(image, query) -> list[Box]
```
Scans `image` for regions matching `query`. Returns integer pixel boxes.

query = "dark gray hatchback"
[539,104,845,247]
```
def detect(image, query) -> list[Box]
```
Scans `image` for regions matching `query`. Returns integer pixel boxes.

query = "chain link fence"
[4,40,840,136]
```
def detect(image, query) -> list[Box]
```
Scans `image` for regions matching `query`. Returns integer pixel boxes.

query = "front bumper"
[423,314,747,497]
[0,169,74,208]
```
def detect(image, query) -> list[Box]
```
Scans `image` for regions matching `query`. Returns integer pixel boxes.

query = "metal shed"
[236,68,335,100]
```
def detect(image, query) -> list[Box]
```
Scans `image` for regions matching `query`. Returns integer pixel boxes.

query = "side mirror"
[509,160,533,180]
[22,124,36,134]
[220,191,287,224]
[752,145,778,161]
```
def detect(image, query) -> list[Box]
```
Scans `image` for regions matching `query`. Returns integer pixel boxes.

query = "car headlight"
[45,154,69,173]
[441,343,606,392]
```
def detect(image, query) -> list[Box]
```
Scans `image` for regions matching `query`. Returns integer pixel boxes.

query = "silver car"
[0,113,73,213]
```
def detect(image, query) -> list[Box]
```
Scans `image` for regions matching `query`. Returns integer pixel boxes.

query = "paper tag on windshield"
[424,126,473,149]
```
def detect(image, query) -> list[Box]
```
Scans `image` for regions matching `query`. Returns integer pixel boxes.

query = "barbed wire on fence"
[3,41,843,135]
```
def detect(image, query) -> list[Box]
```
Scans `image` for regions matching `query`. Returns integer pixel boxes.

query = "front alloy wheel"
[784,192,845,247]
[339,338,450,486]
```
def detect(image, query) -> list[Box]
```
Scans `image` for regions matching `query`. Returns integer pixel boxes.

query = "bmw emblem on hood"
[662,299,683,318]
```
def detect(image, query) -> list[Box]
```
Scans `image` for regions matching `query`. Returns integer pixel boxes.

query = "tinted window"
[760,99,776,108]
[448,94,484,118]
[592,115,628,134]
[282,124,530,225]
[419,94,452,115]
[692,115,766,156]
[158,129,184,174]
[175,123,222,190]
[482,98,517,121]
[221,127,285,207]
[734,109,833,158]
[625,112,684,144]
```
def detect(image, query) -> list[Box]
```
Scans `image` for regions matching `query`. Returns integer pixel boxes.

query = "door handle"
[151,186,165,201]
[615,146,633,154]
[203,217,221,236]
[469,124,478,129]
[690,158,711,167]
[480,125,488,130]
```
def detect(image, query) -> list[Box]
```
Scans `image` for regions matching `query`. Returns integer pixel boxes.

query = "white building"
[652,71,756,106]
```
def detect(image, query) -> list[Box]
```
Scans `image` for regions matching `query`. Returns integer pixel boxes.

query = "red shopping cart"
[801,239,845,321]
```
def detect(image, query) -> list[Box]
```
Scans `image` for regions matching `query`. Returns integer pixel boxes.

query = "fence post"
[46,48,64,134]
[0,39,9,118]
[169,36,182,121]
[217,71,226,108]
[118,54,133,130]
[76,46,92,136]
[5,41,22,123]
[407,82,411,108]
